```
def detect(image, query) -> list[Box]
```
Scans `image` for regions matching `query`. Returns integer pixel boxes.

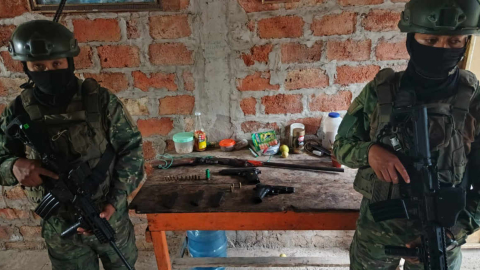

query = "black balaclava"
[23,58,78,107]
[403,33,467,102]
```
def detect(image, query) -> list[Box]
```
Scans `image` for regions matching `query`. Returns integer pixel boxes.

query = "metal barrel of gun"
[110,241,134,270]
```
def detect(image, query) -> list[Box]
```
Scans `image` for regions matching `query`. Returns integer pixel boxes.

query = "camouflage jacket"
[333,70,480,243]
[0,79,144,211]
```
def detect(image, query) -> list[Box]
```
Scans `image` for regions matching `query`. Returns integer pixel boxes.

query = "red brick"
[98,45,140,68]
[166,140,176,152]
[0,208,30,220]
[73,19,121,43]
[262,94,303,115]
[281,42,322,64]
[127,19,141,39]
[312,12,357,36]
[0,77,24,96]
[247,21,255,32]
[150,15,191,39]
[159,95,195,115]
[238,0,280,13]
[241,121,279,133]
[240,97,256,116]
[5,186,25,200]
[241,44,273,67]
[362,10,401,32]
[1,51,23,72]
[137,118,174,137]
[83,73,129,93]
[327,39,371,61]
[0,0,28,19]
[0,226,13,240]
[183,71,195,91]
[338,0,383,6]
[19,226,42,240]
[285,69,329,90]
[237,72,279,92]
[309,91,352,112]
[5,241,45,250]
[336,65,380,85]
[74,46,93,70]
[286,0,326,9]
[162,0,189,11]
[143,141,156,160]
[149,43,194,66]
[258,16,304,39]
[376,39,409,60]
[133,71,177,92]
[287,118,322,134]
[145,162,154,176]
[0,25,16,47]
[180,0,190,9]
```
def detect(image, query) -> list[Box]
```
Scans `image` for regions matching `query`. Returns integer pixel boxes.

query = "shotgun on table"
[159,156,344,173]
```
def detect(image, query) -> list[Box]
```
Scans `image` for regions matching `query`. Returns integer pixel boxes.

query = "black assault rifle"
[6,114,133,270]
[369,106,466,270]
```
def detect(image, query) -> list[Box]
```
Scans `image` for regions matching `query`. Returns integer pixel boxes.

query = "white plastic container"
[322,112,343,150]
[173,132,194,154]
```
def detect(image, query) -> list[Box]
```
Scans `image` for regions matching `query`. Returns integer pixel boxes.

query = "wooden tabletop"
[129,150,362,214]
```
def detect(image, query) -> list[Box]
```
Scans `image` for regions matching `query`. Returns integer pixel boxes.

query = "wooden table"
[129,150,362,269]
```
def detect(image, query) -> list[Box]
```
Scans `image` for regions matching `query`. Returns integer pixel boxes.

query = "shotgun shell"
[206,169,211,181]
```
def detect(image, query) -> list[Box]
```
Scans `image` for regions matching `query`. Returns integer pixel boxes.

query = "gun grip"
[253,186,270,204]
[248,175,260,185]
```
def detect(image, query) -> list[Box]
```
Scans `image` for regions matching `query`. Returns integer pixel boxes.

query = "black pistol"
[253,184,295,203]
[219,168,261,185]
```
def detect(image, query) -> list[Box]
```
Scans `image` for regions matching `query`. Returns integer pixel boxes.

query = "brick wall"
[0,0,409,251]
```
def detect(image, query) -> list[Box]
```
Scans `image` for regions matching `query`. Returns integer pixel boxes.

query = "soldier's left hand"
[77,204,116,236]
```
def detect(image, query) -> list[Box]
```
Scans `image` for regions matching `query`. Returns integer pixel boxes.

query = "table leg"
[151,231,172,270]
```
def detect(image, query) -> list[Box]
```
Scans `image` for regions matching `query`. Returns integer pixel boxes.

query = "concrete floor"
[1,248,479,270]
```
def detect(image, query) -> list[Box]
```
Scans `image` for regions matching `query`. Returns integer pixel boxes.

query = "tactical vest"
[354,68,478,202]
[21,79,114,205]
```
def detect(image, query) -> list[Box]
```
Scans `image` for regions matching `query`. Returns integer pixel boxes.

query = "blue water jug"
[187,230,227,270]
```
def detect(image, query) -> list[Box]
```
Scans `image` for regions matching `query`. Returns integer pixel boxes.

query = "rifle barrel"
[260,161,344,172]
[110,241,134,270]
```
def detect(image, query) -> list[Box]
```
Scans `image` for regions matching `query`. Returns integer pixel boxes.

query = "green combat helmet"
[399,0,480,35]
[8,20,79,61]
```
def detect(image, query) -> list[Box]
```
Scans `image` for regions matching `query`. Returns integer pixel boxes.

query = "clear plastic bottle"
[194,112,207,152]
[187,230,227,270]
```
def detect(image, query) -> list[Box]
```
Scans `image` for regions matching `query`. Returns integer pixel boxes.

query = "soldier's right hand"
[368,144,410,184]
[12,158,59,187]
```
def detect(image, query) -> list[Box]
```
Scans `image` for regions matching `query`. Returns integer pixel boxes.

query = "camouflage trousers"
[350,198,462,270]
[42,207,138,270]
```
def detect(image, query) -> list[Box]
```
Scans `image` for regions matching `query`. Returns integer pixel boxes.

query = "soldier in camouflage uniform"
[333,0,480,269]
[0,20,144,269]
